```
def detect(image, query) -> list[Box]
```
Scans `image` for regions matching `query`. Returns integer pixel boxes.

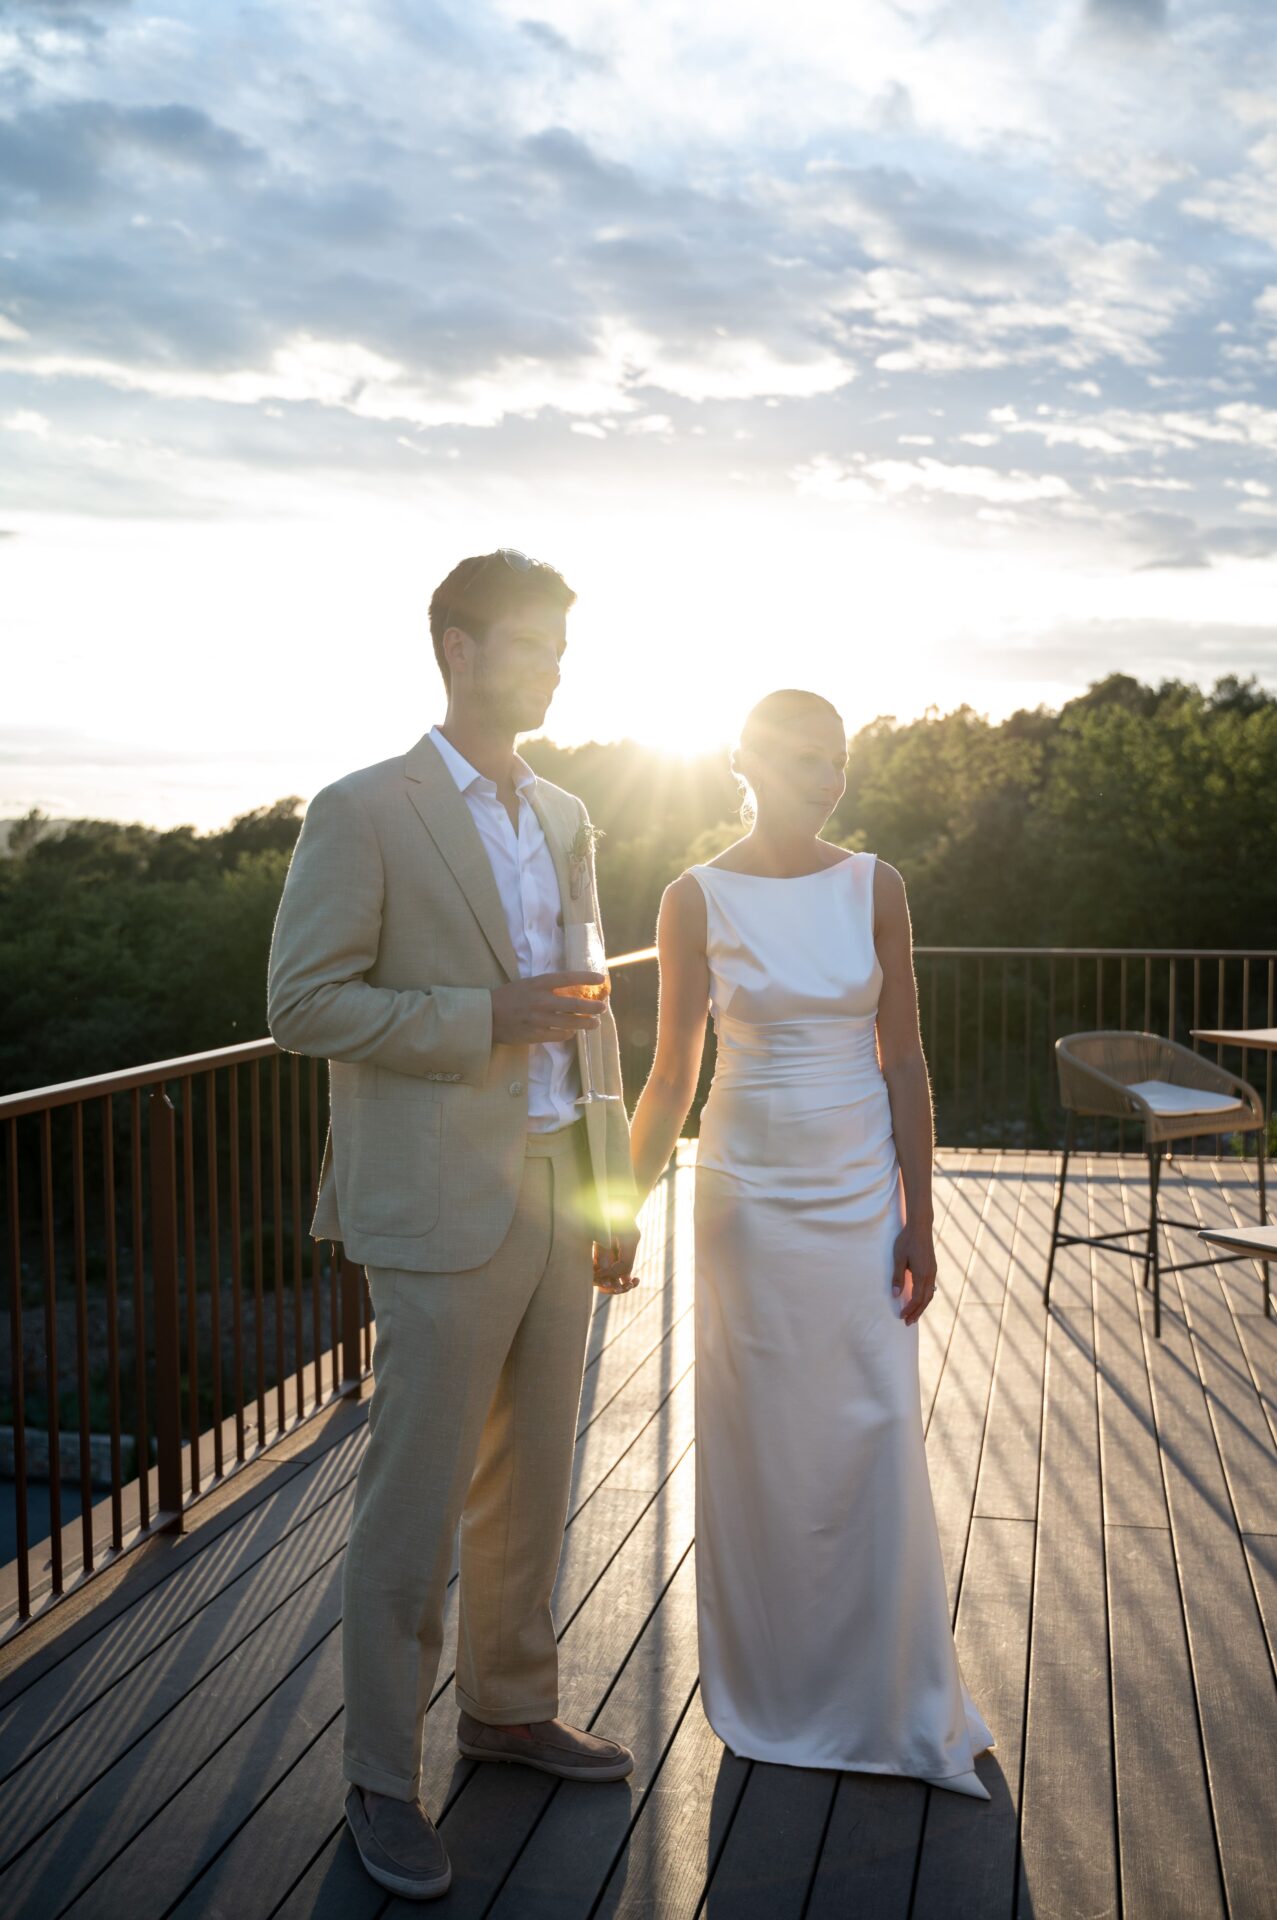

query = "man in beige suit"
[268,549,640,1901]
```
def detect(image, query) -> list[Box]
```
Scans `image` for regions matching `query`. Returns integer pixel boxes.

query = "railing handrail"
[913,947,1277,961]
[0,1039,281,1121]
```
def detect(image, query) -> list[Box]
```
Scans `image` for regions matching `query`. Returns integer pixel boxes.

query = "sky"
[2,0,1276,828]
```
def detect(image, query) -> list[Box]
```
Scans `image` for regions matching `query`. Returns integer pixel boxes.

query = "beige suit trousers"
[341,1121,595,1800]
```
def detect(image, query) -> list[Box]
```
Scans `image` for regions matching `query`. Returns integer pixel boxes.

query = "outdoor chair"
[1043,1031,1268,1338]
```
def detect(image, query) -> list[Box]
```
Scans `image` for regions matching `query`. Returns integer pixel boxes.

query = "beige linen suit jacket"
[267,733,635,1272]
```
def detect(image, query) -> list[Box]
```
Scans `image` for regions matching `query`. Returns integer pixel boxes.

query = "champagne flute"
[555,922,621,1108]
[554,922,611,1002]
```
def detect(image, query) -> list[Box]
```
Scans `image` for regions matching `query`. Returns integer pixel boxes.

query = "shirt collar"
[429,725,537,798]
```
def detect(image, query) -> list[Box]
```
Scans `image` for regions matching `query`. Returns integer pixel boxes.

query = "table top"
[1198,1223,1277,1255]
[1190,1027,1277,1051]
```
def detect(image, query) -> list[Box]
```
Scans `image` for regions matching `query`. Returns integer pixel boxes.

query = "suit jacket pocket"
[347,1096,443,1237]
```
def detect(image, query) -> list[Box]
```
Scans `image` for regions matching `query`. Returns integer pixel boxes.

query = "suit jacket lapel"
[403,734,520,982]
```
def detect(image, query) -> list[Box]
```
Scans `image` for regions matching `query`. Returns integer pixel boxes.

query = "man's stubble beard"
[471,654,552,737]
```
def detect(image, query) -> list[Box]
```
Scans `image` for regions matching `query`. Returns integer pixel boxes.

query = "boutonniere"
[567,820,604,900]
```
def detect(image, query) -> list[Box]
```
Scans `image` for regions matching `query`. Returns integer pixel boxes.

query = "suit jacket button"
[509,1080,524,1096]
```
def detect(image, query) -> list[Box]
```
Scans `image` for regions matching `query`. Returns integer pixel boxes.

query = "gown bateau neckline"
[693,854,858,883]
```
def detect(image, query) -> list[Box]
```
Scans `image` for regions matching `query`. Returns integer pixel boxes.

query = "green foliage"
[823,673,1277,950]
[0,802,302,1092]
[1,676,1272,1093]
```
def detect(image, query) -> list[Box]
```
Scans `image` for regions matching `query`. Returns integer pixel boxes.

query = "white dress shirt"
[429,726,580,1131]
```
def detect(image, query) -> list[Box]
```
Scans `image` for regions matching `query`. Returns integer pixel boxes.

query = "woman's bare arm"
[874,860,938,1325]
[628,874,711,1201]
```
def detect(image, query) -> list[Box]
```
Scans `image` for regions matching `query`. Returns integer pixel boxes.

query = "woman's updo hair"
[731,688,846,828]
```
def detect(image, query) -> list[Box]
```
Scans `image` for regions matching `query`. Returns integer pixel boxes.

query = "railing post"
[149,1085,184,1531]
[339,1252,364,1397]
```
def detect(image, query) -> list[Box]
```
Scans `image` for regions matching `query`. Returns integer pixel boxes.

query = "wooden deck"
[1,1146,1274,1920]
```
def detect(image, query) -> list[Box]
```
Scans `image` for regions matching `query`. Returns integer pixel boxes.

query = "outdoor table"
[1190,1027,1277,1050]
[1196,1224,1277,1260]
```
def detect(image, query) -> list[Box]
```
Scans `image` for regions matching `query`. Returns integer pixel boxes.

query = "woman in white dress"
[628,689,994,1799]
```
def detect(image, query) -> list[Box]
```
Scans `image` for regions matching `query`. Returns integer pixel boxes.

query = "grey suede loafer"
[344,1785,452,1900]
[457,1711,634,1781]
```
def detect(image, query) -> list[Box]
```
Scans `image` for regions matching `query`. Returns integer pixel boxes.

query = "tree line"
[2,672,1272,1096]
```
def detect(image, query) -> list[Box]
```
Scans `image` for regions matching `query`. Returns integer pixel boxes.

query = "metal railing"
[3,942,1272,1630]
[913,947,1275,1150]
[0,948,658,1633]
[606,946,1277,1151]
[1,1042,369,1633]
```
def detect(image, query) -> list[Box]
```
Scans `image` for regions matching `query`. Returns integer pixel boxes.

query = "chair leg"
[1145,1147,1164,1339]
[1044,1113,1075,1310]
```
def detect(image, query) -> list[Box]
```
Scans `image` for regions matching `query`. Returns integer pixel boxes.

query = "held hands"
[593,1223,641,1295]
[891,1220,937,1326]
[490,972,606,1046]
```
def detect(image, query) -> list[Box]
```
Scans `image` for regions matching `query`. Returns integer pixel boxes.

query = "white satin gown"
[689,854,994,1796]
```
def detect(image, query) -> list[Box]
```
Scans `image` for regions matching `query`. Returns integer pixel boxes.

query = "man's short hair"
[428,551,577,689]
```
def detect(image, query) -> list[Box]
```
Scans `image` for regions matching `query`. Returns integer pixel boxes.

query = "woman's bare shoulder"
[660,870,708,941]
[872,858,910,936]
[873,856,907,898]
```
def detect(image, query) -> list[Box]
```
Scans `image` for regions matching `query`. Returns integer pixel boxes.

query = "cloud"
[0,98,260,217]
[1183,132,1277,251]
[980,618,1277,686]
[0,0,1271,589]
[861,456,1074,505]
[1085,0,1168,33]
[518,16,609,72]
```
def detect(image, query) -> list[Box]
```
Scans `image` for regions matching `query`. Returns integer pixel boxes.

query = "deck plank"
[911,1516,1034,1920]
[931,1157,1025,1470]
[1116,1157,1277,1920]
[803,1771,924,1919]
[911,1170,1032,1920]
[974,1160,1051,1524]
[1196,1158,1269,1325]
[482,1555,702,1920]
[1241,1530,1277,1689]
[0,1417,366,1753]
[963,1153,1023,1304]
[591,1687,749,1920]
[1168,1163,1277,1536]
[919,1155,987,1425]
[1105,1524,1224,1920]
[700,1763,836,1920]
[1017,1166,1119,1920]
[926,1290,1004,1610]
[0,1481,355,1878]
[1087,1157,1169,1530]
